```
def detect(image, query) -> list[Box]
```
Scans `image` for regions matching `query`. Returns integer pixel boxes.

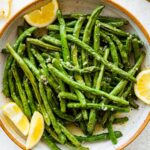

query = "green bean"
[39,83,54,125]
[26,42,37,66]
[93,20,101,66]
[56,53,67,113]
[71,16,85,80]
[58,92,92,103]
[45,85,55,106]
[31,48,59,91]
[88,48,110,133]
[12,43,26,67]
[122,83,133,98]
[56,54,67,113]
[82,6,104,87]
[48,64,129,105]
[47,24,84,34]
[58,122,81,147]
[12,67,31,118]
[99,22,129,37]
[66,20,77,27]
[107,32,128,64]
[55,107,75,121]
[42,35,62,46]
[100,31,119,66]
[62,62,100,74]
[58,92,91,103]
[57,9,70,62]
[53,54,67,113]
[63,13,84,19]
[58,92,79,101]
[107,21,125,27]
[23,77,36,113]
[41,53,52,60]
[8,70,23,109]
[113,117,128,124]
[93,20,101,88]
[66,34,136,82]
[137,39,144,47]
[64,14,128,25]
[27,38,61,52]
[118,87,126,97]
[75,113,82,121]
[6,44,50,125]
[14,27,37,51]
[48,30,60,38]
[59,79,66,113]
[58,14,88,118]
[40,83,66,143]
[98,16,129,24]
[125,35,132,54]
[46,126,63,144]
[132,38,141,61]
[23,58,40,80]
[83,6,104,45]
[102,52,145,110]
[59,91,66,113]
[104,72,121,82]
[3,27,37,97]
[76,131,122,142]
[74,90,88,120]
[87,16,125,28]
[46,87,74,122]
[101,52,145,124]
[107,121,117,144]
[110,51,145,96]
[67,103,129,112]
[129,97,139,109]
[53,57,88,120]
[87,108,97,135]
[43,133,61,150]
[101,52,144,110]
[96,48,110,90]
[102,111,111,126]
[7,43,26,107]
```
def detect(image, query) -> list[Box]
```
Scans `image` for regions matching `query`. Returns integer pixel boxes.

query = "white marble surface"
[0,0,150,150]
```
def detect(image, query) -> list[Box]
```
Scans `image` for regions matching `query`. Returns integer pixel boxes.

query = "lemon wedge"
[134,69,150,104]
[26,111,44,149]
[0,0,12,18]
[24,0,58,28]
[1,102,30,136]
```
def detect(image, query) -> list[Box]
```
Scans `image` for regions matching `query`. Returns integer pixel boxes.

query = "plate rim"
[0,0,150,150]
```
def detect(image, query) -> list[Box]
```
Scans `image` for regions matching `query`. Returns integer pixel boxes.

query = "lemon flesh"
[134,69,150,104]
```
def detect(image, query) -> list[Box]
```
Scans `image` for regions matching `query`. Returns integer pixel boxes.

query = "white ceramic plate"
[0,0,150,150]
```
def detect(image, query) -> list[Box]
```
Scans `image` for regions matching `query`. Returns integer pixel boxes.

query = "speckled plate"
[0,0,150,150]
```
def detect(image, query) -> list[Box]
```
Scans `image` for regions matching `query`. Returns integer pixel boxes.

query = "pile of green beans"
[2,6,145,150]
